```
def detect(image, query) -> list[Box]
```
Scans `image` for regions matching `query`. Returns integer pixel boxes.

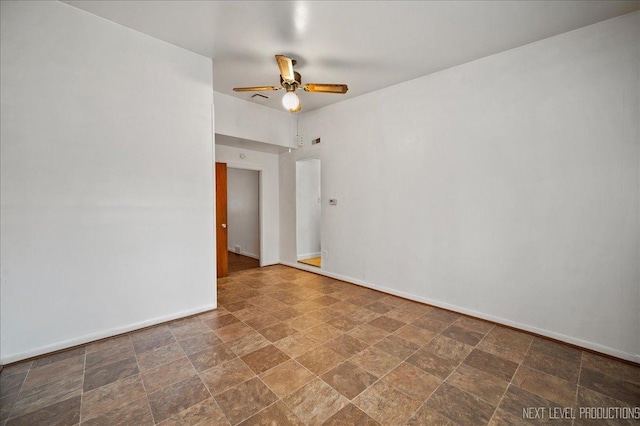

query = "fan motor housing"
[280,71,302,91]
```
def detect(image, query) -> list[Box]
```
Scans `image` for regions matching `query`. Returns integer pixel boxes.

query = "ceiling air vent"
[312,138,321,145]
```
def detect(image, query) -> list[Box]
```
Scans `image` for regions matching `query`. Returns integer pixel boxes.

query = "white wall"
[280,12,640,361]
[216,144,280,266]
[296,159,322,259]
[214,91,296,148]
[227,168,260,259]
[0,1,215,363]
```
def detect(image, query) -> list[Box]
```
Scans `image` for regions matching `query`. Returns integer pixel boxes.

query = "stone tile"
[199,358,255,396]
[353,380,421,425]
[321,361,378,400]
[447,363,510,406]
[476,327,532,364]
[157,398,228,426]
[513,366,577,406]
[1,393,18,423]
[425,382,496,426]
[328,302,359,316]
[411,316,449,333]
[374,335,419,360]
[406,347,459,379]
[275,334,322,358]
[382,362,441,401]
[322,404,380,426]
[312,295,341,306]
[241,345,290,374]
[81,375,147,422]
[244,314,281,330]
[326,316,361,332]
[20,356,84,392]
[348,324,389,346]
[225,301,254,312]
[173,329,221,353]
[85,340,135,371]
[11,373,83,418]
[141,357,197,393]
[203,313,240,331]
[498,385,569,425]
[83,357,139,392]
[1,371,27,398]
[452,316,494,334]
[385,308,425,323]
[582,352,640,385]
[147,375,211,423]
[136,342,186,372]
[6,395,80,426]
[283,378,350,425]
[464,349,519,382]
[296,346,345,376]
[579,368,640,405]
[0,362,32,377]
[345,308,379,324]
[529,337,582,364]
[271,307,304,321]
[238,401,304,426]
[522,349,580,383]
[260,360,314,398]
[422,307,461,323]
[284,315,325,331]
[441,325,484,346]
[304,324,343,344]
[364,302,395,314]
[214,377,278,425]
[82,396,153,426]
[307,307,340,321]
[188,344,237,372]
[226,331,271,357]
[406,405,457,426]
[393,325,437,347]
[257,323,299,342]
[324,335,369,358]
[171,322,214,341]
[426,335,474,363]
[131,326,177,354]
[367,316,405,333]
[350,346,402,378]
[214,322,255,343]
[31,347,85,370]
[575,386,638,426]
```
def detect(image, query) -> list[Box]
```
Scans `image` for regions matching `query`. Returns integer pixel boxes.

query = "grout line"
[486,337,533,425]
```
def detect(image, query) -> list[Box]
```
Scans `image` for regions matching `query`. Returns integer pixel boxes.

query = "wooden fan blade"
[233,86,280,92]
[275,55,294,82]
[303,84,349,94]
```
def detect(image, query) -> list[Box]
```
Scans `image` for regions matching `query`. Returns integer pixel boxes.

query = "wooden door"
[216,162,228,277]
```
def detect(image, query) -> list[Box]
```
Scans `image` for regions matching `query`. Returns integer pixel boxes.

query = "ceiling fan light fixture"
[282,91,300,111]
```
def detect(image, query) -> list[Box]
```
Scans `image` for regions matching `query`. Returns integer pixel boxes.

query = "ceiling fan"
[233,55,349,113]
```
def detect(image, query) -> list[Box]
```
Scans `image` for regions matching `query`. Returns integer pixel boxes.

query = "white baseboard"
[1,304,217,365]
[228,248,259,260]
[280,261,640,363]
[297,252,321,261]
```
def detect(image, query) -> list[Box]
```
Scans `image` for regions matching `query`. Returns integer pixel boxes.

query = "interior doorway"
[226,168,261,273]
[296,158,322,268]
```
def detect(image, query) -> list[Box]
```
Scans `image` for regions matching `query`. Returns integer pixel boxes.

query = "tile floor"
[1,265,639,425]
[227,252,260,274]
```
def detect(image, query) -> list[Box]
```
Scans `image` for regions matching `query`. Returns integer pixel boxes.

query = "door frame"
[224,162,265,267]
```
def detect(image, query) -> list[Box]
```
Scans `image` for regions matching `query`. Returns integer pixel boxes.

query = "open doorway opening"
[227,168,261,274]
[296,158,321,268]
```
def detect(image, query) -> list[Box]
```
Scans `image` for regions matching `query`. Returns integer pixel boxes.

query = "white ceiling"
[65,1,639,113]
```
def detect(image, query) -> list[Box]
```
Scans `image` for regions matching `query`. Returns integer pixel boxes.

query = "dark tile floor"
[227,252,260,274]
[1,265,639,425]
